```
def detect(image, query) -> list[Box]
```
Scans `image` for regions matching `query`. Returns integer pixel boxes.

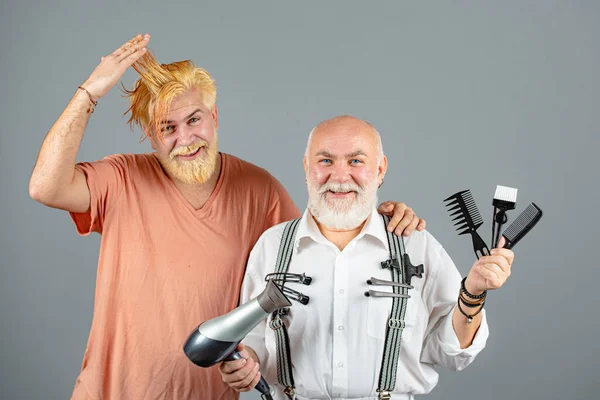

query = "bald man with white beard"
[219,116,515,400]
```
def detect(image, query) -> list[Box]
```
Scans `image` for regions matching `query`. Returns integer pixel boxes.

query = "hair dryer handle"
[227,351,273,399]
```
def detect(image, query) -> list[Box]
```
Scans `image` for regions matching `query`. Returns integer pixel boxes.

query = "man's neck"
[168,153,222,210]
[314,216,367,251]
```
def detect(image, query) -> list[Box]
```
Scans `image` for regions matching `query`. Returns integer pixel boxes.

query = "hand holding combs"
[444,190,490,259]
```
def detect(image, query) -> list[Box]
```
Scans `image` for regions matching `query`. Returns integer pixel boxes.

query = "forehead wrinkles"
[311,123,378,156]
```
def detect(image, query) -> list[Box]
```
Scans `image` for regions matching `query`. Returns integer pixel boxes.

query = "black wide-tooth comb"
[501,203,543,249]
[444,190,490,259]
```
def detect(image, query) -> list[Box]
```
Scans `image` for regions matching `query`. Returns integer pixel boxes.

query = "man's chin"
[309,207,367,230]
[161,159,215,184]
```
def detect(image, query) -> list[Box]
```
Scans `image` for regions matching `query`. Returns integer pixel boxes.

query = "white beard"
[307,177,378,230]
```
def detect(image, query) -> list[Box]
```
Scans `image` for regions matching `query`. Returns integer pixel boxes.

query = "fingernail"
[490,249,497,255]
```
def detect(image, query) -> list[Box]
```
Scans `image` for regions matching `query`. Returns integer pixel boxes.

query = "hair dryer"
[183,279,291,399]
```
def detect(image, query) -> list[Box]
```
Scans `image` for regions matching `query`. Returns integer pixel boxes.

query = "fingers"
[393,206,415,237]
[112,34,144,56]
[240,371,262,392]
[417,218,427,231]
[497,236,506,248]
[221,359,260,391]
[106,34,150,66]
[385,202,408,232]
[476,262,507,289]
[118,34,150,63]
[473,254,511,289]
[234,363,260,391]
[491,247,515,266]
[376,201,395,217]
[396,211,418,237]
[219,358,247,375]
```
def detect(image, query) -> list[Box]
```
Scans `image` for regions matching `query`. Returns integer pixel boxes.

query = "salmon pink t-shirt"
[68,152,300,400]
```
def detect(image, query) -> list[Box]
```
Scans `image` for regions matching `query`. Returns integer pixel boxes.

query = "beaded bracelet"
[78,86,98,113]
[460,277,487,299]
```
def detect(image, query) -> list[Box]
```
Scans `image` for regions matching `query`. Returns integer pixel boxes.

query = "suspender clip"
[377,389,392,399]
[283,386,296,399]
[403,253,424,286]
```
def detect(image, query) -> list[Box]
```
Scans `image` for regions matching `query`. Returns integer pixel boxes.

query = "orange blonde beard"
[157,133,219,184]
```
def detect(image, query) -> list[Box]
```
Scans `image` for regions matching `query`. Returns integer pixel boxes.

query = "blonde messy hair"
[123,51,217,141]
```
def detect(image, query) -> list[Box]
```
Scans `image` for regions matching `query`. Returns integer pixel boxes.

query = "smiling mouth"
[177,147,202,158]
[327,190,356,195]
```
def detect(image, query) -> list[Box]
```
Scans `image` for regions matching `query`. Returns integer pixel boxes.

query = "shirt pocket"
[366,285,420,341]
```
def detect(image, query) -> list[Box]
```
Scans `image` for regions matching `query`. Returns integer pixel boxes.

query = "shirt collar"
[294,207,389,251]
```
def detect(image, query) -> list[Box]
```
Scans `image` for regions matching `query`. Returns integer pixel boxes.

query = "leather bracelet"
[78,86,98,113]
[461,277,487,299]
[457,296,485,323]
[458,295,485,308]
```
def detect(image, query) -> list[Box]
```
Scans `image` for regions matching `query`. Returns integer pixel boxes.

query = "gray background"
[1,1,598,399]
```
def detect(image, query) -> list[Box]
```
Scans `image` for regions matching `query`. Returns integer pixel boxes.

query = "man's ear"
[303,156,309,176]
[211,104,219,130]
[378,155,388,183]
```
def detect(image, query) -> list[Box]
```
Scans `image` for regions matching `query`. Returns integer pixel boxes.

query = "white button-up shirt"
[241,208,489,400]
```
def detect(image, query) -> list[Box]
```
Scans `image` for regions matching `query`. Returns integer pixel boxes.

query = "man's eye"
[350,159,362,164]
[160,125,175,134]
[319,159,332,164]
[189,117,200,123]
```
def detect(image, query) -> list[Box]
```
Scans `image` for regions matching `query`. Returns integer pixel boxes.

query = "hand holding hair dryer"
[183,279,292,399]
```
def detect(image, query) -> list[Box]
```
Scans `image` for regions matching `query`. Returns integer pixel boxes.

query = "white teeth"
[181,148,199,156]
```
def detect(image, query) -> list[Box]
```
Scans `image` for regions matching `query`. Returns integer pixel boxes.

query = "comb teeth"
[444,190,484,234]
[502,203,542,245]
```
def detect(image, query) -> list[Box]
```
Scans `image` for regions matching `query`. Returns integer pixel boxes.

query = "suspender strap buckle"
[377,389,392,399]
[283,386,296,399]
[388,318,406,329]
[269,317,283,330]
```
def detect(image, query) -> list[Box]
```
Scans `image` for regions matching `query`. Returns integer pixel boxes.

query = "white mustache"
[317,181,363,195]
[170,142,207,159]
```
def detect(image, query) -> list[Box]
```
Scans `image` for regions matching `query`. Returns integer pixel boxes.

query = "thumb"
[497,236,506,249]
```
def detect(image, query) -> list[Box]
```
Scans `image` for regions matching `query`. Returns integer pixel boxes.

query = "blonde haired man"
[29,35,425,399]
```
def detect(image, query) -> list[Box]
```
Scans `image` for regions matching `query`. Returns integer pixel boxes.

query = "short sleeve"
[263,176,301,232]
[69,154,129,235]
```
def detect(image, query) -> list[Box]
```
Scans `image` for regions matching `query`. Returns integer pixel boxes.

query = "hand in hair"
[81,34,151,100]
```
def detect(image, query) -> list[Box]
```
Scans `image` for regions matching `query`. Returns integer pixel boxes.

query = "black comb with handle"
[501,203,543,249]
[444,190,490,259]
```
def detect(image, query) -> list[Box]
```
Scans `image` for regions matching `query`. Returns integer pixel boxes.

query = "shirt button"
[339,289,345,294]
[338,325,344,331]
[338,362,344,367]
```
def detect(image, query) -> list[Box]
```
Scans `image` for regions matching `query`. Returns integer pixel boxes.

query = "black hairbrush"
[444,190,490,259]
[501,203,543,249]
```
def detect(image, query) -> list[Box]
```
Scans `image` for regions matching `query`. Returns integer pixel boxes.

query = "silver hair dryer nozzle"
[183,280,291,367]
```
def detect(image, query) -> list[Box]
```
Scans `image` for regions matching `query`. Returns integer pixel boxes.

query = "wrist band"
[78,86,98,113]
[457,296,485,323]
[458,294,485,308]
[461,277,487,299]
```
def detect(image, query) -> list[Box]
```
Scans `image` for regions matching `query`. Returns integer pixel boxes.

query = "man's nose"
[176,125,198,146]
[328,163,352,183]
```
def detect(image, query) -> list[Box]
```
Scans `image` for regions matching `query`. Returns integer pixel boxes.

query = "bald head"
[304,116,384,163]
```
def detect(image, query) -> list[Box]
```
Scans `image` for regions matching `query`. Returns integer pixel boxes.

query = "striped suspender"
[268,218,301,399]
[376,214,411,399]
